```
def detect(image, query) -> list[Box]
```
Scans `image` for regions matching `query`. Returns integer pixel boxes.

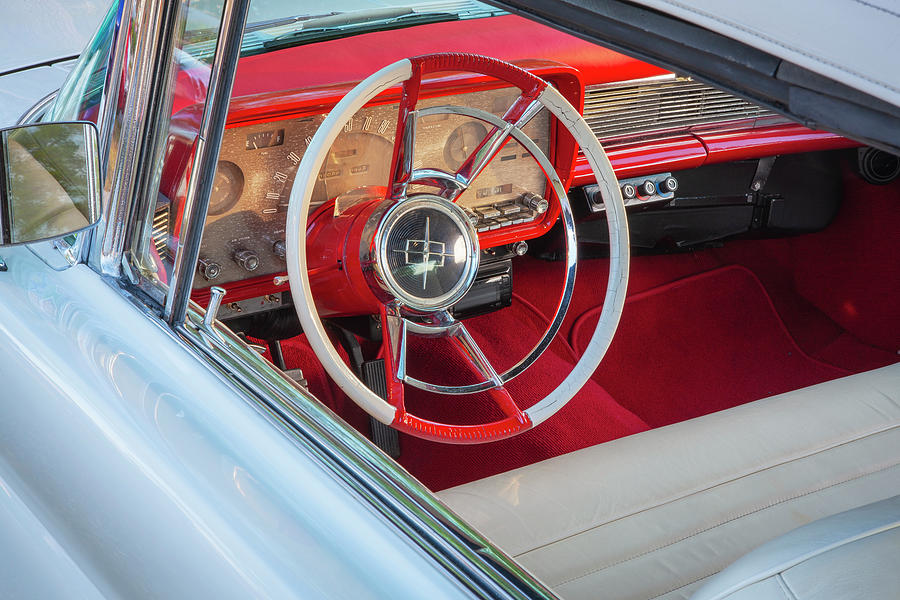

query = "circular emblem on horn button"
[374,196,479,311]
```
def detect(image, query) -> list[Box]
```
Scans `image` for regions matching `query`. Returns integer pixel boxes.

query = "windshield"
[184,0,505,60]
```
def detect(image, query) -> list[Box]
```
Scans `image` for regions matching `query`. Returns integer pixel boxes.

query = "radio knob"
[272,240,286,260]
[658,176,678,194]
[233,249,260,272]
[198,258,221,281]
[522,192,549,214]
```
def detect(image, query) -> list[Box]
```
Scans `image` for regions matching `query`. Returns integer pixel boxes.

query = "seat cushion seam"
[513,424,899,557]
[551,460,900,588]
[777,573,799,600]
[643,572,711,600]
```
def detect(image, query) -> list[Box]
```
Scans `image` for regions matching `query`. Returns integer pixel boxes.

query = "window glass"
[46,1,117,124]
[126,1,227,298]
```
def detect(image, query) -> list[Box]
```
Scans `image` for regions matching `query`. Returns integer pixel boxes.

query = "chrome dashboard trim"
[584,74,780,142]
[588,73,677,90]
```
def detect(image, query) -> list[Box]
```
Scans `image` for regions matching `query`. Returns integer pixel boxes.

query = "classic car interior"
[143,2,899,598]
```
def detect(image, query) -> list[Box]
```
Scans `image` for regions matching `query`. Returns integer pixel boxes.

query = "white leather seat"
[438,364,900,600]
[691,495,900,600]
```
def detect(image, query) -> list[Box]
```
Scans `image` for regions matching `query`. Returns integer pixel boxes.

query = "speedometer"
[314,130,394,206]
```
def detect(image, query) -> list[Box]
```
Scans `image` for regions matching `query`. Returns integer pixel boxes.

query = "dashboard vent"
[152,204,171,262]
[584,76,780,142]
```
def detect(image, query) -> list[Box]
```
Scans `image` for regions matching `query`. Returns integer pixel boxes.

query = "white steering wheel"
[286,53,629,444]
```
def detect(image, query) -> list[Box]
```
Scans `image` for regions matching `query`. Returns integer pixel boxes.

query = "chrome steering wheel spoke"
[452,95,543,195]
[383,303,408,382]
[401,309,504,394]
[389,107,419,200]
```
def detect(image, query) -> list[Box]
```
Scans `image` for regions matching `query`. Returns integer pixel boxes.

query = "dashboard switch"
[272,240,286,260]
[621,183,637,200]
[198,258,221,281]
[639,180,656,197]
[234,249,260,272]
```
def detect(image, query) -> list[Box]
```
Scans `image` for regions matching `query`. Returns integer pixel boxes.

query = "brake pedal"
[361,359,401,458]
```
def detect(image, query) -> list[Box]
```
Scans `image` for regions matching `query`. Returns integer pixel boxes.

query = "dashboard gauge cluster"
[197,86,552,287]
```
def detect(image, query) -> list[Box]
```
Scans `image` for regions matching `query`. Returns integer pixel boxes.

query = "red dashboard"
[184,13,856,307]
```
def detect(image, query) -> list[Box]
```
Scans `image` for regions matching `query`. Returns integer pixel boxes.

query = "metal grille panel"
[584,76,778,141]
[152,204,170,261]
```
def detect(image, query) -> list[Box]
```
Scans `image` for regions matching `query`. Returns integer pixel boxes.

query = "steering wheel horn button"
[373,196,479,311]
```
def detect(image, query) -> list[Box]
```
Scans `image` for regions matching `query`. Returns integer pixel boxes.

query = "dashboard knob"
[272,240,286,259]
[621,183,637,199]
[658,176,678,194]
[233,249,260,272]
[198,258,221,281]
[522,192,549,214]
[639,180,657,197]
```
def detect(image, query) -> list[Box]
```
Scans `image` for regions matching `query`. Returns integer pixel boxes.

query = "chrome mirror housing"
[0,121,101,246]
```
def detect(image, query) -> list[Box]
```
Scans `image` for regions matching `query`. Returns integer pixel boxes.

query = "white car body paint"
[0,244,470,599]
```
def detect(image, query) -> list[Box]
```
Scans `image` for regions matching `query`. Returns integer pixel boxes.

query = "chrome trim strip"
[584,75,778,142]
[17,90,58,125]
[586,73,677,90]
[91,0,175,276]
[165,0,251,323]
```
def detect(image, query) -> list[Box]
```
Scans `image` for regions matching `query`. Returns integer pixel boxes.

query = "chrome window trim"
[90,0,172,277]
[164,0,250,323]
[16,90,58,125]
[174,305,557,600]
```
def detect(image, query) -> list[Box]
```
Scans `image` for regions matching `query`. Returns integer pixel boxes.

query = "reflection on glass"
[2,123,100,244]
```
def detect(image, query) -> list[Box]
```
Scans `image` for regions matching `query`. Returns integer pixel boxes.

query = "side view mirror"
[0,121,101,246]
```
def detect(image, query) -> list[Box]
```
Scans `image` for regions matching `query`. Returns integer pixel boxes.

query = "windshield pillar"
[80,0,187,278]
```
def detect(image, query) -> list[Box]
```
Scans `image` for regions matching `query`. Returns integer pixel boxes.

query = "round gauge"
[312,132,394,207]
[209,160,244,216]
[443,121,488,171]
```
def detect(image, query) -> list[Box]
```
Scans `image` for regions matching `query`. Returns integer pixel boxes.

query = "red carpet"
[265,168,898,490]
[396,304,650,490]
[268,260,891,490]
[571,265,851,427]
